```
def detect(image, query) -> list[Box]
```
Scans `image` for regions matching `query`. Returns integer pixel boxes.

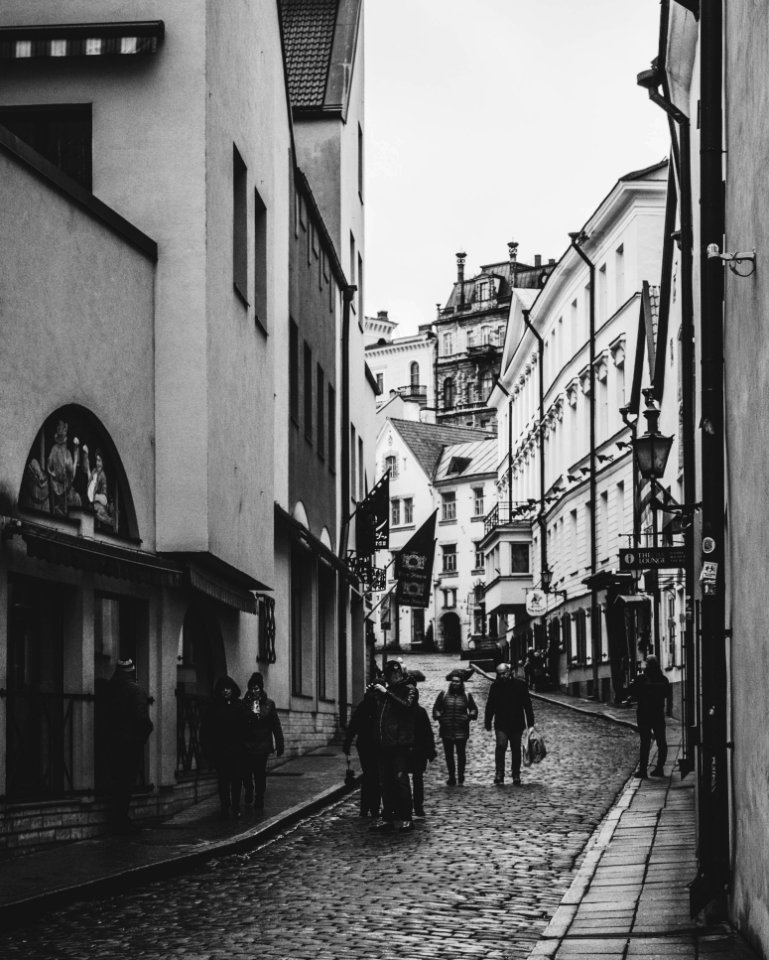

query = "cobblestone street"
[2,654,638,959]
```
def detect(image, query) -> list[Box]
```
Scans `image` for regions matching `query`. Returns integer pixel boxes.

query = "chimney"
[456,251,467,308]
[377,310,389,321]
[534,254,542,267]
[548,258,555,266]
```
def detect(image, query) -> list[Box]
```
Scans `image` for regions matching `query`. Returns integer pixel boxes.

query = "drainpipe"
[337,283,356,727]
[569,232,599,699]
[522,308,547,582]
[637,10,697,774]
[495,379,513,522]
[697,0,730,907]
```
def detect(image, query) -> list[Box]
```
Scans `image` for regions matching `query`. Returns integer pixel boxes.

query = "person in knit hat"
[432,669,478,786]
[203,675,245,819]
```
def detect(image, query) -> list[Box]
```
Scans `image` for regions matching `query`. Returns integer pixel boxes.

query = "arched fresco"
[18,404,139,539]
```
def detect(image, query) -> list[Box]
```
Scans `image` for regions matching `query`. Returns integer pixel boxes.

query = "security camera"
[706,243,721,260]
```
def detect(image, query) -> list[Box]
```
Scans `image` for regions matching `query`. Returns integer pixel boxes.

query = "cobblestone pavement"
[1,654,639,960]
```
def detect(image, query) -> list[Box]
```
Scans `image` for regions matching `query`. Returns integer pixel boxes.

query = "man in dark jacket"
[241,672,284,810]
[484,662,534,786]
[343,687,381,818]
[629,655,671,778]
[204,676,245,819]
[371,660,417,832]
[104,658,153,832]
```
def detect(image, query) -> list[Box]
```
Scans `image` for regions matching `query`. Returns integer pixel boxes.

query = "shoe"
[650,766,665,777]
[633,771,648,779]
[458,777,465,785]
[399,820,414,832]
[446,777,457,786]
[493,775,504,785]
[413,808,425,820]
[370,820,395,833]
[513,778,521,786]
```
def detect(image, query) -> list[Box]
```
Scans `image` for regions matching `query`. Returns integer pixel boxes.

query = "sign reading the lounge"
[619,546,687,570]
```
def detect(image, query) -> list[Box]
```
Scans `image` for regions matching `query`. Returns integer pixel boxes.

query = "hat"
[445,668,471,682]
[116,658,135,672]
[383,659,403,675]
[248,671,264,690]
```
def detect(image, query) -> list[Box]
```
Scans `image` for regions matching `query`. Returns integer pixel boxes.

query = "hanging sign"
[619,546,687,570]
[526,588,548,617]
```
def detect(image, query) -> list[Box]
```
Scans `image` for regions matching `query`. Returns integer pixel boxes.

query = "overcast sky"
[364,0,670,335]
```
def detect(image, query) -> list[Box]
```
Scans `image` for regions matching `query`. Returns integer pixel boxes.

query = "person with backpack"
[432,669,478,786]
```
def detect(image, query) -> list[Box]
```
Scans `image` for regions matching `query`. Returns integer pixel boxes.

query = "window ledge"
[439,518,457,525]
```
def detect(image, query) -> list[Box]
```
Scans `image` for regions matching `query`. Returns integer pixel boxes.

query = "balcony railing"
[466,341,502,356]
[483,501,536,536]
[397,383,428,401]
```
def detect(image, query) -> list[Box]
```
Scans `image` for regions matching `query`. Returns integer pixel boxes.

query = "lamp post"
[633,388,673,483]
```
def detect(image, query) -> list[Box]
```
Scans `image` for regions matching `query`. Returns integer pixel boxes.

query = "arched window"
[410,361,420,387]
[443,377,455,409]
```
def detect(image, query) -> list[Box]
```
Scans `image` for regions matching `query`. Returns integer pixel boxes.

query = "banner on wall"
[394,511,437,609]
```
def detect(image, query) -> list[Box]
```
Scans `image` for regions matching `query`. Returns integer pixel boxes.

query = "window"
[328,385,336,471]
[473,487,484,516]
[0,104,92,188]
[597,263,607,322]
[510,543,530,572]
[376,372,384,394]
[253,187,267,331]
[391,499,401,526]
[358,436,364,501]
[289,320,299,423]
[441,545,457,574]
[442,333,453,356]
[349,232,356,313]
[385,454,398,479]
[481,325,490,344]
[316,365,325,458]
[443,377,455,409]
[481,371,493,400]
[474,542,484,571]
[442,587,457,608]
[350,425,357,497]
[441,492,456,521]
[476,281,489,302]
[233,145,248,303]
[358,253,364,317]
[615,244,625,307]
[403,498,414,524]
[410,362,420,388]
[303,342,313,441]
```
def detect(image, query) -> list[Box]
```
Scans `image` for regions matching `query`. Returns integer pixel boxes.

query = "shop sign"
[526,588,548,617]
[619,546,687,570]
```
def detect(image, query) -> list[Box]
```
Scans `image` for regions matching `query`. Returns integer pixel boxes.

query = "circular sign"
[526,588,548,617]
[702,537,716,555]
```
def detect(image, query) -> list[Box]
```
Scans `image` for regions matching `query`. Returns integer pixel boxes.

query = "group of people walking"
[343,659,536,833]
[203,672,284,819]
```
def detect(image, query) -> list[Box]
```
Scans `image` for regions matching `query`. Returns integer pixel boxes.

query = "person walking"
[371,660,417,833]
[432,669,478,786]
[103,658,153,833]
[411,688,437,819]
[241,672,285,810]
[629,655,671,778]
[204,676,246,819]
[484,662,534,786]
[343,685,381,818]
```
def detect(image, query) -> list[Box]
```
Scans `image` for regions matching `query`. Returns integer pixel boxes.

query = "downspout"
[697,0,730,906]
[522,308,547,582]
[495,379,513,522]
[569,233,599,698]
[637,5,697,776]
[337,283,356,727]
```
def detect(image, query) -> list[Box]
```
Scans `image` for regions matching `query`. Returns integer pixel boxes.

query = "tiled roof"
[390,419,491,480]
[279,0,338,110]
[434,438,498,483]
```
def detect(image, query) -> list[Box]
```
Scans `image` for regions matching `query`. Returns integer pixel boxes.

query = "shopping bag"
[521,724,547,766]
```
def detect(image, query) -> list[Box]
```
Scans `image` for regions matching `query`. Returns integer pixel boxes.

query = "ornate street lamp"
[633,389,674,480]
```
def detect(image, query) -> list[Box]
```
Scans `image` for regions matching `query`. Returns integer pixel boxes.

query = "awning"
[0,21,165,60]
[615,593,652,605]
[21,524,182,587]
[187,564,258,615]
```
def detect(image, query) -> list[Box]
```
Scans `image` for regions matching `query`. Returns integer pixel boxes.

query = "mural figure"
[46,421,81,517]
[20,458,49,512]
[87,448,115,530]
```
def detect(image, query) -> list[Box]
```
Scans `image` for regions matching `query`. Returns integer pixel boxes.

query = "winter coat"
[203,677,245,764]
[484,676,534,732]
[242,688,285,756]
[630,673,671,723]
[374,677,417,748]
[105,670,153,750]
[432,687,478,741]
[343,693,378,754]
[412,705,437,765]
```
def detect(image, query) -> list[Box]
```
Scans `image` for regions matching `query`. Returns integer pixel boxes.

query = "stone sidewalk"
[526,689,761,960]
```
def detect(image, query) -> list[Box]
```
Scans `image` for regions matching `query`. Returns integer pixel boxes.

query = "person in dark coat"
[371,660,417,833]
[432,669,478,786]
[204,676,246,819]
[411,688,437,819]
[343,686,381,818]
[241,672,284,810]
[104,658,153,832]
[629,655,672,778]
[484,662,534,786]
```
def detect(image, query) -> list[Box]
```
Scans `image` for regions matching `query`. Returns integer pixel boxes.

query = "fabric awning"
[615,593,652,605]
[22,524,182,587]
[0,21,164,60]
[187,564,258,615]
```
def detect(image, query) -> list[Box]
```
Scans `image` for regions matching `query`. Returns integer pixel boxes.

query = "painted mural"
[19,407,129,536]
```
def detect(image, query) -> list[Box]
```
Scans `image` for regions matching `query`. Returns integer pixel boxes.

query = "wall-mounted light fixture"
[706,243,756,277]
[633,389,673,480]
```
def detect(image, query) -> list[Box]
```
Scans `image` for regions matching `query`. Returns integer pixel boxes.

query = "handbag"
[521,716,547,766]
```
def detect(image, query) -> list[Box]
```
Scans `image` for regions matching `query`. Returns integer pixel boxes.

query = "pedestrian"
[629,655,671,778]
[411,687,437,819]
[484,662,534,786]
[103,658,153,833]
[432,669,478,786]
[523,648,537,689]
[343,684,381,818]
[241,672,285,810]
[203,675,246,819]
[370,659,417,833]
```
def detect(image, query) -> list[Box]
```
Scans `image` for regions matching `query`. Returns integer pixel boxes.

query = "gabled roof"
[389,419,491,480]
[435,437,498,483]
